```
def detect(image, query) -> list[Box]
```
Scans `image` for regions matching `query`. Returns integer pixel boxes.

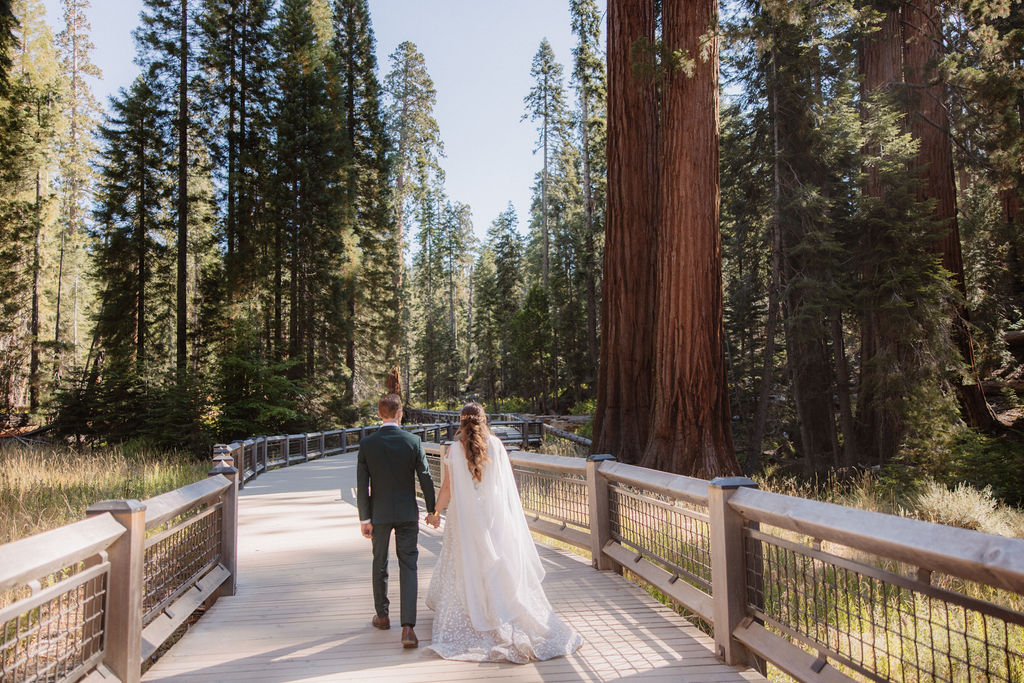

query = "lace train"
[425,510,583,663]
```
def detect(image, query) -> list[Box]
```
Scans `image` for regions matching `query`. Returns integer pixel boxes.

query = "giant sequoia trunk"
[640,0,739,478]
[592,0,658,464]
[902,0,996,432]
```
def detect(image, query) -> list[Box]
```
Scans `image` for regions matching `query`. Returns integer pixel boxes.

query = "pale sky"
[39,0,606,240]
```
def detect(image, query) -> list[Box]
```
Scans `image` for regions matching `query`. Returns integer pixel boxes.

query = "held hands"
[360,522,373,539]
[425,513,441,529]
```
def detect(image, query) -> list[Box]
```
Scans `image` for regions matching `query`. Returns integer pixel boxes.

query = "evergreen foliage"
[0,1,1016,490]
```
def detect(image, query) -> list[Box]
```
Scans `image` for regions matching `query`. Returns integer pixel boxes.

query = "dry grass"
[0,443,209,545]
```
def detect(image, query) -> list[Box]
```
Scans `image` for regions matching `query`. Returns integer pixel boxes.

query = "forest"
[0,0,1022,499]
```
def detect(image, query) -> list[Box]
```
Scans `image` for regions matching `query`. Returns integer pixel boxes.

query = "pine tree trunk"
[857,2,904,463]
[274,209,283,356]
[30,171,41,412]
[903,0,996,432]
[774,11,839,468]
[581,89,599,370]
[136,167,147,367]
[831,311,856,467]
[592,0,658,464]
[748,67,782,473]
[175,0,188,378]
[640,0,739,478]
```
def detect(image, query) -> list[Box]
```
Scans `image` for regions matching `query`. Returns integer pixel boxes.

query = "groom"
[357,394,437,648]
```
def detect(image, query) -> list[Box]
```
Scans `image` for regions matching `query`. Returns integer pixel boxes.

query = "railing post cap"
[209,465,239,478]
[86,499,146,515]
[709,476,759,490]
[587,453,616,462]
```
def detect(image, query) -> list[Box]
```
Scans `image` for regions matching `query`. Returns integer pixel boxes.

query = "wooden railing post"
[260,436,267,472]
[586,454,617,571]
[520,421,529,450]
[709,476,759,667]
[86,499,146,683]
[209,462,239,597]
[302,434,309,462]
[319,432,326,457]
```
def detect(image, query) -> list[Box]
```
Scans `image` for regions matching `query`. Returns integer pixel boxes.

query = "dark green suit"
[356,425,436,627]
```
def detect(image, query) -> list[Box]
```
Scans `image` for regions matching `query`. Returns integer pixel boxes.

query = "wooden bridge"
[140,452,761,682]
[2,416,1024,682]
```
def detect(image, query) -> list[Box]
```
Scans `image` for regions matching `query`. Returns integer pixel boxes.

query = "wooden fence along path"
[141,452,762,682]
[2,411,1024,682]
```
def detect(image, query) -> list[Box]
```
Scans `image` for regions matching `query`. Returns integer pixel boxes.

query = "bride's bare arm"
[427,468,450,527]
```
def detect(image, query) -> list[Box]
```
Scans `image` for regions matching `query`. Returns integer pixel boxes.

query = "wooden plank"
[144,476,230,529]
[603,540,713,621]
[729,486,1024,595]
[0,514,124,593]
[542,423,593,447]
[526,517,591,550]
[141,564,231,660]
[80,664,118,682]
[733,621,855,683]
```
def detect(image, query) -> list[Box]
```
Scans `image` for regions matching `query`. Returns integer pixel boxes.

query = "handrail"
[0,514,125,594]
[509,450,587,475]
[600,460,709,506]
[144,475,232,529]
[729,485,1024,595]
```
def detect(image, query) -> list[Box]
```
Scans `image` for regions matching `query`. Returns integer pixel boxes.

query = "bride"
[423,403,583,663]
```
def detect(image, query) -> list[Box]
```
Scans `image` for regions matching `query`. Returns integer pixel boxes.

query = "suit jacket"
[357,425,436,525]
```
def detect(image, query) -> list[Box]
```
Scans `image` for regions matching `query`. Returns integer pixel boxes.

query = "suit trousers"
[371,520,419,627]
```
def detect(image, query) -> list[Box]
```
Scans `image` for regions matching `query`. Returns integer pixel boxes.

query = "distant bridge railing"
[419,440,1024,682]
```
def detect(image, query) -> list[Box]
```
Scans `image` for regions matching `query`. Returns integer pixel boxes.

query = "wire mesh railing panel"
[287,437,303,462]
[745,529,1024,682]
[325,431,342,454]
[608,483,712,594]
[267,438,284,466]
[143,505,222,625]
[0,565,107,683]
[513,466,589,531]
[240,443,252,476]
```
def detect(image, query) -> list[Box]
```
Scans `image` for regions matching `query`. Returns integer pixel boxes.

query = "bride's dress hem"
[423,436,583,664]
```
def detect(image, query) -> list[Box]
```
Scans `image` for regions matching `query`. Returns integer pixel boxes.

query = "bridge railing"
[419,441,1024,683]
[0,469,238,683]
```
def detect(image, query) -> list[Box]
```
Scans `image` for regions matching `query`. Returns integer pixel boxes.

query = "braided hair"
[458,402,490,483]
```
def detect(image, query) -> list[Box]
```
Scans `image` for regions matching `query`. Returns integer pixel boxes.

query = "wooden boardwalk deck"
[143,454,767,682]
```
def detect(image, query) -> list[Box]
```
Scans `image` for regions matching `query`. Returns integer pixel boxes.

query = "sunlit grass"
[0,443,209,545]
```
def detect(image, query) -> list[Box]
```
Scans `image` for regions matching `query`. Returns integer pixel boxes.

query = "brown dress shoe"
[372,615,390,630]
[401,625,418,648]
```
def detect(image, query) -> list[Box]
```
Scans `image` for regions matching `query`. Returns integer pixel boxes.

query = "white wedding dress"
[425,434,583,663]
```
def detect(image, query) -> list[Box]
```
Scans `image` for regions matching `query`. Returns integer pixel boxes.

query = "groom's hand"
[360,522,373,538]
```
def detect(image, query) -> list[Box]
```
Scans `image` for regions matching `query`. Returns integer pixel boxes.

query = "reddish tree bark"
[903,0,996,431]
[639,0,739,477]
[592,0,658,464]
